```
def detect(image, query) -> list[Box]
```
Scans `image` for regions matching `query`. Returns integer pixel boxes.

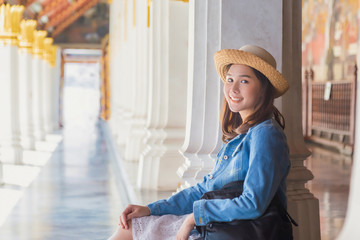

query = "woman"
[108,45,290,240]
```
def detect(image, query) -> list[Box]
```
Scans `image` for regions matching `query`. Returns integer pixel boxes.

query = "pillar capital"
[50,45,57,67]
[0,4,24,46]
[33,30,47,57]
[44,37,54,64]
[18,19,37,52]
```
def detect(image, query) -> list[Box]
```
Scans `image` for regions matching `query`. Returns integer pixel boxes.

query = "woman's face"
[223,64,262,119]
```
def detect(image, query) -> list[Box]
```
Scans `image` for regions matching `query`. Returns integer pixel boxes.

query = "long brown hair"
[221,65,285,142]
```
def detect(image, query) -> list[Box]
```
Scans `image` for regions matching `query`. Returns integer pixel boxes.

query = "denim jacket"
[147,118,290,226]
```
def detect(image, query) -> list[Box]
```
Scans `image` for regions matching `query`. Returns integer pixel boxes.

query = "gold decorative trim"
[0,4,24,46]
[44,37,53,64]
[133,0,136,27]
[124,0,127,41]
[147,0,152,28]
[18,19,37,49]
[33,30,47,57]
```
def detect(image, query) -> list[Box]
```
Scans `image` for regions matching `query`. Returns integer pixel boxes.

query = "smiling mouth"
[230,96,242,102]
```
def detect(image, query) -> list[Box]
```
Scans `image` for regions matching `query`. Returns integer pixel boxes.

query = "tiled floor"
[0,134,352,240]
[0,120,122,240]
[0,62,122,240]
[305,143,352,240]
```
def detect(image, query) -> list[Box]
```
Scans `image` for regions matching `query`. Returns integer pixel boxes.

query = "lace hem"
[132,214,200,240]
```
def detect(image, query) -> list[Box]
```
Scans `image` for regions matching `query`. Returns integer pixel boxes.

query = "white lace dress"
[132,214,201,240]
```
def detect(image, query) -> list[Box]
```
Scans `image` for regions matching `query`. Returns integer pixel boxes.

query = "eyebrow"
[226,74,251,78]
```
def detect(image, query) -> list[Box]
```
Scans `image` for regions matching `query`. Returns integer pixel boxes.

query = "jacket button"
[209,174,213,179]
[223,155,228,160]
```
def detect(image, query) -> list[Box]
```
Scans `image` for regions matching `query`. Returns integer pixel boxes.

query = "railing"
[303,65,357,155]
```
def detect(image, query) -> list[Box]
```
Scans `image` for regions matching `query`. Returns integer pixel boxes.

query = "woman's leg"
[107,220,133,240]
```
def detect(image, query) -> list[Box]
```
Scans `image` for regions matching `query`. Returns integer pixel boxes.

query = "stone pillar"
[123,0,149,162]
[137,0,189,190]
[43,37,54,134]
[177,0,223,189]
[177,0,208,188]
[282,1,321,239]
[53,46,61,131]
[178,1,320,239]
[0,4,24,164]
[18,19,37,150]
[107,0,131,148]
[32,30,47,141]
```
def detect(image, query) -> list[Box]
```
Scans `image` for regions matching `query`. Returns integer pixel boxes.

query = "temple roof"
[4,0,108,38]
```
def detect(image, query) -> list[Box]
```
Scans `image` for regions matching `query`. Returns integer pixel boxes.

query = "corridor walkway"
[0,60,122,240]
[0,120,122,240]
[305,143,352,240]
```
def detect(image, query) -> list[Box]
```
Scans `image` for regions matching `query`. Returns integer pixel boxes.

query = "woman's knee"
[108,221,133,240]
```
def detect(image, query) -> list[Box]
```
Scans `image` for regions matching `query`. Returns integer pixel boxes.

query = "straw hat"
[214,45,289,98]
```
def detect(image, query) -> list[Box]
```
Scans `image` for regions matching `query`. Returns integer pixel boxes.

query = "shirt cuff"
[193,199,206,226]
[147,201,163,215]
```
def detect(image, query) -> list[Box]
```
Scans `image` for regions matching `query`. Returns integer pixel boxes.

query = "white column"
[32,55,46,141]
[42,38,54,134]
[107,1,121,146]
[137,0,189,190]
[0,44,22,164]
[337,1,360,237]
[108,0,133,149]
[18,48,36,150]
[0,4,24,165]
[157,0,189,189]
[193,0,223,183]
[137,0,168,189]
[282,1,321,239]
[0,164,2,184]
[177,0,208,188]
[32,31,47,142]
[53,47,61,131]
[124,0,149,162]
[179,1,321,239]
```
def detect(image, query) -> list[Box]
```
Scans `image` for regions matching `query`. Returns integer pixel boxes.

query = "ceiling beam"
[51,0,99,37]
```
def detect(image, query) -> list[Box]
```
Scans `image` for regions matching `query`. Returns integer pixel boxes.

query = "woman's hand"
[176,213,195,240]
[119,205,151,229]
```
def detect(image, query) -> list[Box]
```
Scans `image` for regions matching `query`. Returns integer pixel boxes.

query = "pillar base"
[137,129,166,189]
[20,135,36,150]
[33,130,46,142]
[194,154,216,182]
[124,119,146,162]
[0,163,3,185]
[0,146,23,165]
[177,154,202,188]
[288,197,321,240]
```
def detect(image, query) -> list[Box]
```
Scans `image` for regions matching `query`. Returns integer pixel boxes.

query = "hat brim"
[214,49,289,98]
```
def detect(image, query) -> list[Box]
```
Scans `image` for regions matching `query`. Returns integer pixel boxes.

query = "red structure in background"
[20,0,102,38]
[303,64,357,155]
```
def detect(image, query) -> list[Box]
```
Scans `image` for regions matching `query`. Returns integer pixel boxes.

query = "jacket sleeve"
[193,125,290,226]
[147,180,207,216]
[147,145,226,216]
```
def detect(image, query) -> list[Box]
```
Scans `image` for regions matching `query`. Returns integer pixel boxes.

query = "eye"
[240,80,248,84]
[226,78,234,83]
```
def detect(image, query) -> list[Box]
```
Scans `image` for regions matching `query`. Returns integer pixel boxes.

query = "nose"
[230,82,240,93]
